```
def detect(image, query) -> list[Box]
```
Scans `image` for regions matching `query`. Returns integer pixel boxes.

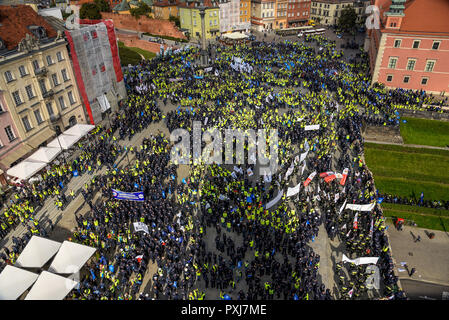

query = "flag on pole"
[353,212,359,229]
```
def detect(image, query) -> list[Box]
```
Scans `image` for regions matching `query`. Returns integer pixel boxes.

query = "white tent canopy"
[47,134,82,150]
[6,160,47,181]
[48,241,96,274]
[0,266,39,300]
[223,32,248,40]
[26,146,62,164]
[15,236,62,268]
[24,271,78,300]
[63,124,95,137]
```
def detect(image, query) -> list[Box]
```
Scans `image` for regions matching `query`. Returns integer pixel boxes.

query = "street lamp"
[48,114,66,164]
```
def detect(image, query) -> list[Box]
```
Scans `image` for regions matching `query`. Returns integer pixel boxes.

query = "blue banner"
[112,189,145,201]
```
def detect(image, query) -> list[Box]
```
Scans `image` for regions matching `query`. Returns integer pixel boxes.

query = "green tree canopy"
[169,15,180,28]
[130,2,152,19]
[94,0,111,12]
[80,3,102,20]
[338,7,357,33]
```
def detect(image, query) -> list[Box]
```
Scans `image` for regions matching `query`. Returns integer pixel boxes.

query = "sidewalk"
[385,221,449,287]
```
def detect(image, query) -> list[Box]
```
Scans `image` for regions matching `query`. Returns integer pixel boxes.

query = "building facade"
[310,0,367,26]
[0,5,86,174]
[251,0,275,31]
[239,0,251,30]
[179,0,220,39]
[275,0,288,29]
[287,0,311,27]
[153,0,180,19]
[368,0,449,96]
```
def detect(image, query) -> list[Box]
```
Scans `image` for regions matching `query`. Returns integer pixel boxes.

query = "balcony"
[42,89,54,99]
[34,67,47,77]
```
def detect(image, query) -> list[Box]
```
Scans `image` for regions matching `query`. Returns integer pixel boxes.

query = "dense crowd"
[4,31,444,300]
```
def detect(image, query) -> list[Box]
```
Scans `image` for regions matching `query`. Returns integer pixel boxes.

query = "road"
[400,279,449,300]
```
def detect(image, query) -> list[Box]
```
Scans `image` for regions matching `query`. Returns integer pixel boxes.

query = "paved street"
[386,222,449,288]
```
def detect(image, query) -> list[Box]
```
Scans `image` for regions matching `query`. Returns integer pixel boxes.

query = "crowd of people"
[3,30,447,300]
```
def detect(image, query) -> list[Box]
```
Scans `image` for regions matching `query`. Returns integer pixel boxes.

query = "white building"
[219,0,247,33]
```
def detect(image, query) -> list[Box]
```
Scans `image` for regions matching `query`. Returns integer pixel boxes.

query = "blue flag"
[72,170,79,177]
[377,198,384,204]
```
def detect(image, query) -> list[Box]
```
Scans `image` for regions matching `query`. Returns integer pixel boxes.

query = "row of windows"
[385,74,429,86]
[288,11,308,17]
[3,52,64,84]
[10,69,70,107]
[263,3,274,9]
[262,11,274,18]
[393,39,441,50]
[289,3,309,9]
[388,57,436,72]
[20,95,75,133]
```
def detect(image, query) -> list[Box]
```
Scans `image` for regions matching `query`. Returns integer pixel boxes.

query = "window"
[56,51,64,61]
[421,77,428,85]
[22,116,32,132]
[25,85,35,100]
[61,69,69,82]
[5,126,16,142]
[19,65,28,77]
[34,109,43,125]
[52,73,59,87]
[394,39,401,48]
[46,55,54,65]
[406,59,416,71]
[4,71,14,83]
[403,76,410,83]
[58,96,66,109]
[388,57,398,69]
[425,60,435,72]
[46,102,54,116]
[412,40,420,49]
[432,41,440,50]
[32,60,40,71]
[386,75,393,82]
[12,91,22,106]
[0,138,3,148]
[39,79,47,94]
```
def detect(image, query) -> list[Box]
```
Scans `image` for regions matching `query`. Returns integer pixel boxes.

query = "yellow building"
[0,5,86,170]
[153,0,180,20]
[179,0,220,40]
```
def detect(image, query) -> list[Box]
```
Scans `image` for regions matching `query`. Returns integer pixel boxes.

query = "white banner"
[264,174,272,183]
[265,190,284,209]
[247,168,254,177]
[299,151,309,164]
[345,203,376,212]
[304,124,320,131]
[204,67,213,73]
[284,165,294,181]
[339,199,347,215]
[286,183,301,197]
[133,222,149,234]
[342,254,379,266]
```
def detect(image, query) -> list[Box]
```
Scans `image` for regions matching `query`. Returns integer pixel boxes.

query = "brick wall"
[101,13,187,39]
[117,34,162,53]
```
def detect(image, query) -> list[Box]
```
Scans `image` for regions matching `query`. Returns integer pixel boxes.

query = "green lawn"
[117,41,156,66]
[400,117,449,147]
[381,203,449,232]
[365,143,449,201]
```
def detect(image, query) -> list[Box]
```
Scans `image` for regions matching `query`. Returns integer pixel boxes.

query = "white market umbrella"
[26,147,62,164]
[48,241,96,274]
[7,161,47,181]
[15,236,62,269]
[47,134,82,150]
[63,124,95,137]
[0,266,39,300]
[25,271,78,300]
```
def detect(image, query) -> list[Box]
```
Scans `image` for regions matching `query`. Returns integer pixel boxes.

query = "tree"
[130,2,152,19]
[169,15,180,28]
[338,7,357,33]
[94,0,111,12]
[80,3,102,20]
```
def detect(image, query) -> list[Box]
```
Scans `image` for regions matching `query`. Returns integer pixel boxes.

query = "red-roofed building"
[0,5,86,180]
[368,0,449,96]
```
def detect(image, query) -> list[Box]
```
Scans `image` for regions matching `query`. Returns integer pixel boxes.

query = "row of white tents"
[6,124,95,181]
[0,236,96,300]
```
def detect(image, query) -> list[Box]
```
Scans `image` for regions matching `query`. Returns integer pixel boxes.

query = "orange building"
[367,0,449,96]
[239,0,251,27]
